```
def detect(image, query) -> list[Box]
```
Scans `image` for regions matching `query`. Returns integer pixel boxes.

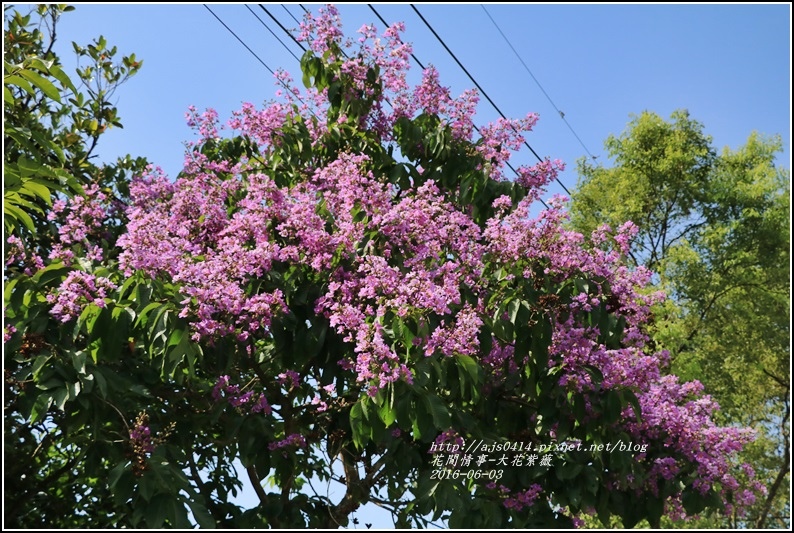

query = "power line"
[367,4,426,70]
[481,5,596,161]
[203,4,314,116]
[204,4,274,75]
[409,4,571,196]
[282,4,302,26]
[245,4,301,63]
[258,4,306,53]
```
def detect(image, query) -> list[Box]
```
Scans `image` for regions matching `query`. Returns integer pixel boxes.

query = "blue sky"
[40,2,791,528]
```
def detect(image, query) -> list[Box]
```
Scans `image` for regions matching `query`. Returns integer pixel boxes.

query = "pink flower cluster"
[4,322,17,343]
[313,178,486,390]
[5,234,44,275]
[476,114,539,181]
[47,183,109,265]
[5,235,25,266]
[503,483,543,511]
[227,101,289,149]
[311,383,336,412]
[625,376,755,498]
[268,433,307,451]
[46,270,116,323]
[129,420,154,455]
[185,105,221,143]
[289,7,482,145]
[212,375,272,415]
[424,304,483,357]
[277,370,301,389]
[118,164,287,342]
[298,4,346,57]
[482,342,518,384]
[431,429,464,454]
[516,158,566,189]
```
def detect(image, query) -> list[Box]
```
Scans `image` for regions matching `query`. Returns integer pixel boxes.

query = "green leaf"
[138,473,157,501]
[29,393,52,423]
[188,499,216,529]
[681,488,709,515]
[556,462,583,481]
[19,180,54,206]
[52,386,68,410]
[622,389,642,424]
[47,63,77,93]
[5,74,35,96]
[134,301,162,328]
[4,200,36,232]
[167,327,185,348]
[455,355,481,386]
[108,461,129,491]
[66,380,81,400]
[19,68,61,102]
[507,298,520,324]
[350,401,367,449]
[93,369,108,397]
[378,400,396,427]
[422,394,451,430]
[646,495,664,528]
[27,56,54,73]
[144,493,169,528]
[605,390,622,424]
[31,353,53,379]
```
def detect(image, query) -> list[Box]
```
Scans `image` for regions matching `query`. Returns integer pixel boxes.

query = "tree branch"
[761,367,789,391]
[754,398,790,528]
[323,443,380,528]
[246,464,269,507]
[187,453,224,527]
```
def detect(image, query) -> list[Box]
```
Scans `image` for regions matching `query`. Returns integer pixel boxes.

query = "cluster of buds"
[128,411,175,476]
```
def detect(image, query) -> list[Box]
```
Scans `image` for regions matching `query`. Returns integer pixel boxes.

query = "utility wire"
[266,6,383,97]
[204,4,274,75]
[203,4,314,116]
[481,5,596,161]
[409,5,540,162]
[282,4,302,26]
[259,4,306,53]
[245,4,301,63]
[367,4,426,70]
[410,4,571,196]
[248,5,542,215]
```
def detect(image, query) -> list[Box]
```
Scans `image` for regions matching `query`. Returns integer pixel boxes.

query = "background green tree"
[4,4,146,527]
[570,110,790,528]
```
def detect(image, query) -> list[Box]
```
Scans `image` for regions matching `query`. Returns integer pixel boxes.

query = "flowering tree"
[5,5,763,528]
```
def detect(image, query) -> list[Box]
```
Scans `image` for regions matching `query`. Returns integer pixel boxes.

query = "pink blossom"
[268,433,307,451]
[47,271,117,323]
[503,484,543,511]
